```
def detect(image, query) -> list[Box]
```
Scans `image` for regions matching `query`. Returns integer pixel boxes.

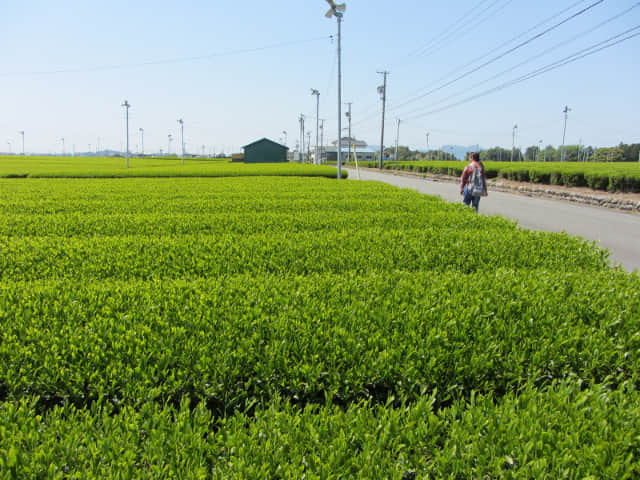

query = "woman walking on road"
[460,152,488,212]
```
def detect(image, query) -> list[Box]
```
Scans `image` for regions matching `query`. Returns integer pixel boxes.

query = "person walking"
[460,152,487,212]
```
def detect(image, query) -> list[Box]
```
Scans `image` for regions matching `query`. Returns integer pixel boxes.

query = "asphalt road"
[345,167,640,273]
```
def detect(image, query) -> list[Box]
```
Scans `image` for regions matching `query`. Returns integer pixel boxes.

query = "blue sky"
[2,0,639,155]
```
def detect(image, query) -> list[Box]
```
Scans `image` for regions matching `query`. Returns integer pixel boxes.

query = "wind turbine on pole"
[324,0,346,179]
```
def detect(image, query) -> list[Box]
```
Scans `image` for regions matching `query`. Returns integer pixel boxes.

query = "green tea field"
[361,160,640,193]
[1,170,638,478]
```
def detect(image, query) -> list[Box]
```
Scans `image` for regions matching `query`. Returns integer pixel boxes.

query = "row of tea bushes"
[359,160,640,192]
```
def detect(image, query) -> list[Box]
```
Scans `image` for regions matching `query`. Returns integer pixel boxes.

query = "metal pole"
[319,119,325,164]
[178,118,184,165]
[336,12,343,179]
[346,102,352,164]
[377,70,388,169]
[139,128,144,156]
[19,131,24,156]
[426,132,430,160]
[122,100,130,167]
[311,90,320,165]
[511,124,517,162]
[394,118,401,161]
[561,105,570,162]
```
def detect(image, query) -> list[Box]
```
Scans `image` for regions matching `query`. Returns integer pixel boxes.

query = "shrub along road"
[346,167,640,273]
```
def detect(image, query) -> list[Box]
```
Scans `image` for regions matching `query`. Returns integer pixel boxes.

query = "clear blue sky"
[2,0,639,155]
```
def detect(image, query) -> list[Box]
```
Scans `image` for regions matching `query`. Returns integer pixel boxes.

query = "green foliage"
[362,160,640,192]
[0,176,638,477]
[0,156,343,179]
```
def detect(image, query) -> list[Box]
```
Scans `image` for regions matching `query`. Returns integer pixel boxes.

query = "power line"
[1,35,331,77]
[408,0,496,57]
[392,0,591,110]
[402,25,640,121]
[414,0,517,59]
[397,3,640,119]
[391,0,605,112]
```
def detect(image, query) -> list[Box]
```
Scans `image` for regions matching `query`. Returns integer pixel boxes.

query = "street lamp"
[324,0,346,179]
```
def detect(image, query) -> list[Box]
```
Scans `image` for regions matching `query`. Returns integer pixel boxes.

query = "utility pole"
[394,118,401,162]
[306,131,311,163]
[561,105,571,162]
[377,70,389,169]
[282,130,287,147]
[345,102,352,164]
[319,119,325,164]
[168,134,173,156]
[19,131,24,156]
[299,114,305,163]
[178,118,184,165]
[537,140,542,162]
[511,124,517,162]
[61,137,65,156]
[122,100,130,167]
[139,128,144,156]
[311,89,320,165]
[426,132,430,161]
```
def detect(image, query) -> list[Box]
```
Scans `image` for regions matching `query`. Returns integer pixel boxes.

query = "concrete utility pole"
[139,128,144,156]
[178,118,184,165]
[394,118,401,162]
[537,140,542,162]
[426,132,430,161]
[122,100,130,167]
[19,131,24,156]
[319,119,325,164]
[511,124,517,162]
[345,102,352,163]
[311,89,320,165]
[377,70,389,169]
[299,114,305,163]
[561,105,571,162]
[306,131,311,163]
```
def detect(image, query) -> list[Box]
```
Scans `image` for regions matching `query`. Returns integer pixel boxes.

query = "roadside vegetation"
[358,160,640,193]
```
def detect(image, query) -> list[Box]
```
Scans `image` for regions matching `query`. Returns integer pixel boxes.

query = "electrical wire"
[397,2,640,119]
[391,0,605,112]
[408,0,497,57]
[402,25,640,121]
[415,0,517,59]
[0,35,331,77]
[390,0,590,110]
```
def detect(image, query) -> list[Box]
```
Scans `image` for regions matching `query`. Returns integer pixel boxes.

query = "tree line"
[383,143,640,162]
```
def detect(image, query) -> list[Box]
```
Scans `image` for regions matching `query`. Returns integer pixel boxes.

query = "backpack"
[468,165,487,197]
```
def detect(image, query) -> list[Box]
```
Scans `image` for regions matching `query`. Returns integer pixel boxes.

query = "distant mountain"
[415,144,481,161]
[441,145,481,161]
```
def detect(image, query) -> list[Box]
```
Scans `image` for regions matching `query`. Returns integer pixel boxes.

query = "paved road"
[346,168,640,273]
